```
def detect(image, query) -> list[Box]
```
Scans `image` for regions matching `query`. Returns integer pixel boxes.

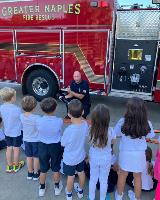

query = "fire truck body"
[0,0,114,99]
[111,9,160,101]
[0,0,159,102]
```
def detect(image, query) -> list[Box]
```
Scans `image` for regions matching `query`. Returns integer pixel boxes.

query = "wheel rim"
[32,77,49,96]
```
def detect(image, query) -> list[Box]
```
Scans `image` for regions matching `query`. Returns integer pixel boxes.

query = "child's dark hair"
[68,99,83,118]
[0,117,2,123]
[146,146,154,176]
[89,104,110,148]
[40,97,57,114]
[21,96,37,112]
[121,97,151,139]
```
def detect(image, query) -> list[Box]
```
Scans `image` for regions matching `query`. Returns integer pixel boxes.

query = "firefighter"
[59,71,91,119]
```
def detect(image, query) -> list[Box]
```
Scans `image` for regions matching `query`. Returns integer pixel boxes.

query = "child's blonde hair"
[21,96,37,112]
[0,87,16,102]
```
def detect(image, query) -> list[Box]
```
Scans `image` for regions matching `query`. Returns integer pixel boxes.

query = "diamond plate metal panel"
[116,10,160,40]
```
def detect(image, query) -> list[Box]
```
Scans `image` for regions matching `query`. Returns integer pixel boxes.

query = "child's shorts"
[63,160,85,176]
[24,141,39,157]
[5,135,22,147]
[38,142,62,173]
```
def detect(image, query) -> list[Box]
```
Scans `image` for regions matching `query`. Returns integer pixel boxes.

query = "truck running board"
[109,91,153,101]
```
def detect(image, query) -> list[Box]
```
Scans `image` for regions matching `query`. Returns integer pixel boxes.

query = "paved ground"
[0,83,159,200]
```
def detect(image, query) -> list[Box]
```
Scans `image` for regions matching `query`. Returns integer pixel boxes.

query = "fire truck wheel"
[26,69,58,101]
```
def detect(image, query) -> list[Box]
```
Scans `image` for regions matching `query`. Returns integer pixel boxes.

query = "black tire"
[25,69,58,101]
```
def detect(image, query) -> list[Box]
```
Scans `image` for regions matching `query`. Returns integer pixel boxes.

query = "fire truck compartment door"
[111,39,158,96]
[16,30,61,57]
[63,29,110,90]
[0,31,16,80]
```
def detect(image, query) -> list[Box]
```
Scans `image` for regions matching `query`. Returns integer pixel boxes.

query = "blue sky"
[118,0,157,7]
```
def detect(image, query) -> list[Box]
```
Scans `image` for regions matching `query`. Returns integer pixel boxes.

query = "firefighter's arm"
[65,93,74,99]
[70,90,85,99]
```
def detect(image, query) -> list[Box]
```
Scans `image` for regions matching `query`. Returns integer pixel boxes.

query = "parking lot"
[0,83,159,200]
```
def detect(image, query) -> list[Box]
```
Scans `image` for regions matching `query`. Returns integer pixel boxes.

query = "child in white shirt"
[37,97,63,197]
[114,97,155,200]
[0,87,24,172]
[89,104,116,200]
[61,99,89,200]
[20,96,40,180]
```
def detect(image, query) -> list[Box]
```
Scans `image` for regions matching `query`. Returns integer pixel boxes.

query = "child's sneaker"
[54,181,63,196]
[74,182,83,199]
[33,172,40,181]
[13,160,25,172]
[65,188,72,200]
[27,172,33,180]
[39,184,46,197]
[6,165,13,173]
[115,190,123,200]
[128,190,137,200]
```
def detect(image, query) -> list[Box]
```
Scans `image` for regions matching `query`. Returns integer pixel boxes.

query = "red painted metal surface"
[0,31,15,80]
[0,0,113,93]
[0,0,114,27]
[0,0,159,102]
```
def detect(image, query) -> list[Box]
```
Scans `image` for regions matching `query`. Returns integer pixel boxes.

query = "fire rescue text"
[1,4,81,18]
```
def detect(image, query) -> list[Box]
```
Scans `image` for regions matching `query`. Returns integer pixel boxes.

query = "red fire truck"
[0,0,159,102]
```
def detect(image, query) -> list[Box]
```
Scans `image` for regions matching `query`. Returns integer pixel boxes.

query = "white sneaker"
[115,190,123,200]
[74,182,83,199]
[128,190,136,200]
[54,181,63,196]
[65,188,73,200]
[39,185,46,197]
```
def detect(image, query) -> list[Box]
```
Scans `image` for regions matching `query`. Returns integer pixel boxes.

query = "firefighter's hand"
[66,86,71,93]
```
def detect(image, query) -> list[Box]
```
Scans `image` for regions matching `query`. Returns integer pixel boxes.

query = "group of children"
[0,86,160,200]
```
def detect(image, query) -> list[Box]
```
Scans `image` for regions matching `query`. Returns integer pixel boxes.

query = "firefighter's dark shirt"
[70,80,91,106]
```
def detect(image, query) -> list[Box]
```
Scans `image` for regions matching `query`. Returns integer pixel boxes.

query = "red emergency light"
[100,1,109,7]
[90,1,108,8]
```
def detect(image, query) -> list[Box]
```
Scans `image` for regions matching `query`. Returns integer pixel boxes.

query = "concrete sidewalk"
[0,83,157,200]
[0,148,155,200]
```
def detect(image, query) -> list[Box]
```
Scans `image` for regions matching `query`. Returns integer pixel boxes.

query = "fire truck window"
[128,49,143,61]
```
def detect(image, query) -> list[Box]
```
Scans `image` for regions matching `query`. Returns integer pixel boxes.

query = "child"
[114,97,155,200]
[127,146,157,199]
[0,117,7,150]
[20,96,40,180]
[61,99,89,200]
[85,145,118,194]
[0,87,24,172]
[37,97,63,197]
[89,104,116,200]
[154,139,160,200]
